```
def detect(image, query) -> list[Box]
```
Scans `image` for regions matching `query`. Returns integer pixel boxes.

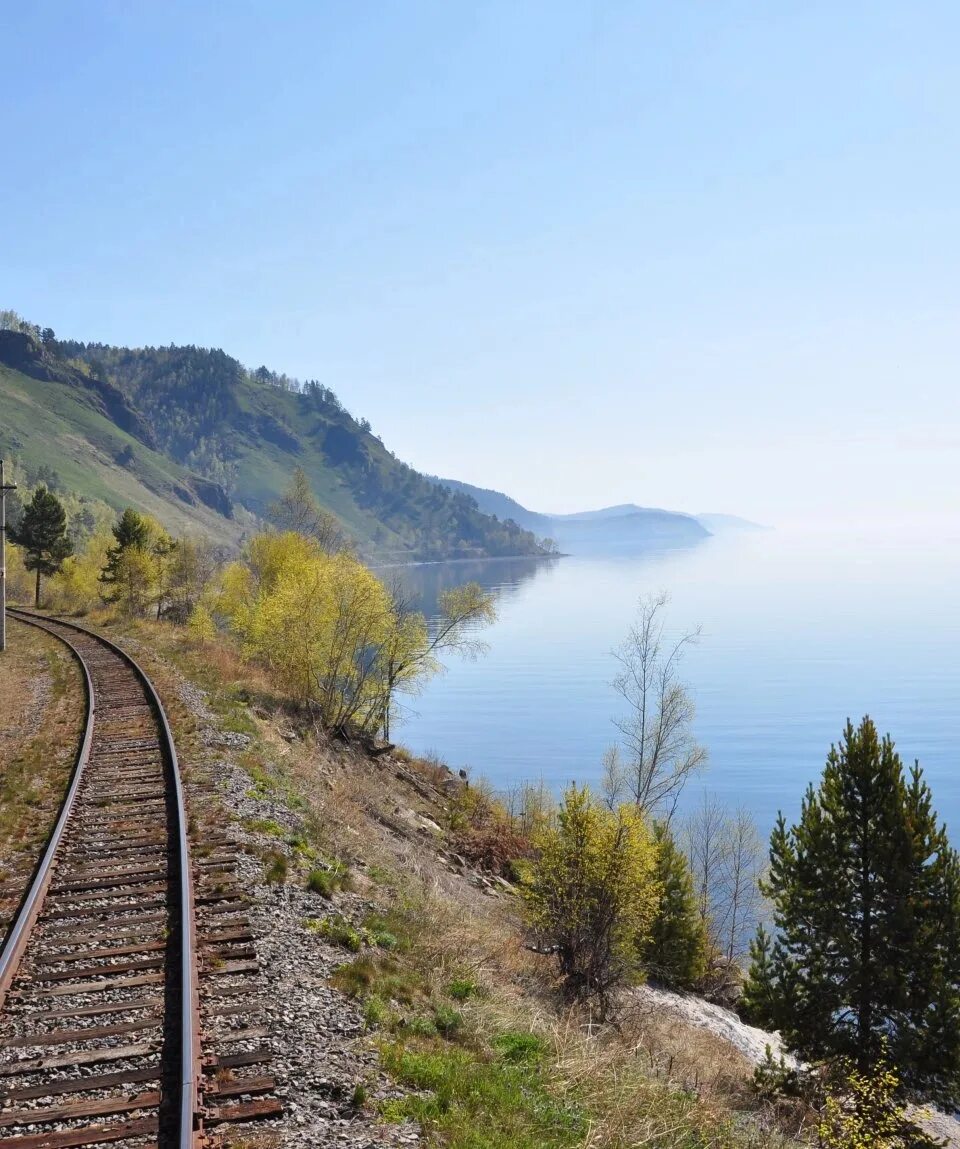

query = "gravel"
[175,677,421,1148]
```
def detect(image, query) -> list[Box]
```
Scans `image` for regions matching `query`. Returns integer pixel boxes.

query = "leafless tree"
[682,791,730,938]
[718,806,766,963]
[269,467,350,554]
[605,591,707,817]
[682,794,767,964]
[371,574,496,740]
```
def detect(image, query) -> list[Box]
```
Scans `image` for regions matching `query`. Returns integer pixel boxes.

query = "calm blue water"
[393,525,960,840]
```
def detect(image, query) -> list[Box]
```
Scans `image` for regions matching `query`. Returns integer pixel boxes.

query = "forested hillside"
[0,313,548,559]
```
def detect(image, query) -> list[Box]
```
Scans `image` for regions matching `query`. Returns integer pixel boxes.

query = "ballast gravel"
[175,676,420,1148]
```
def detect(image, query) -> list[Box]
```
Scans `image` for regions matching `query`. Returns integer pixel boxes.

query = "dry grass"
[106,620,809,1148]
[0,618,85,928]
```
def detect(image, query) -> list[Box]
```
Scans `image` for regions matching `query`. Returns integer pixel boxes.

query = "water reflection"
[382,555,561,619]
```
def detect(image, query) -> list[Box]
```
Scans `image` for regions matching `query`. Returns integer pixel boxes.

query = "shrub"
[523,785,659,1003]
[818,1052,940,1148]
[449,785,532,876]
[432,1004,463,1038]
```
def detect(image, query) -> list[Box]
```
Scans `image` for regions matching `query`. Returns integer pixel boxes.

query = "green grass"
[307,861,350,898]
[362,910,411,953]
[242,816,286,837]
[0,364,238,542]
[331,954,426,1005]
[262,850,288,884]
[380,1034,587,1149]
[447,978,482,1002]
[307,915,364,951]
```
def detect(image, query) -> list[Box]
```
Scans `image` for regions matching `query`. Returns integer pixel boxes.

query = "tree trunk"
[34,567,41,609]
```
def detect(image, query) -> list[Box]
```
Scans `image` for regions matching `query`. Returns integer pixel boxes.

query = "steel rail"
[0,616,94,1012]
[3,607,201,1149]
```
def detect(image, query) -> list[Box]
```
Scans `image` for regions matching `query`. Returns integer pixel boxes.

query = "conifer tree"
[9,486,73,607]
[640,821,707,988]
[741,717,960,1104]
[99,508,154,612]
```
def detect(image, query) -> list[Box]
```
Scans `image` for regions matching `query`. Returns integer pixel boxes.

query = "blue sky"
[2,1,957,525]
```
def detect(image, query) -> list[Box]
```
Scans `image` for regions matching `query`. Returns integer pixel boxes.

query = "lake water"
[393,525,960,841]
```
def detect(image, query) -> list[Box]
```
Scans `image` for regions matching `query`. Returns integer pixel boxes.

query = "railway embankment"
[0,617,85,936]
[106,620,813,1149]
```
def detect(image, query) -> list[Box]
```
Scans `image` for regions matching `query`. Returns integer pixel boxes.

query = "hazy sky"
[3,2,958,526]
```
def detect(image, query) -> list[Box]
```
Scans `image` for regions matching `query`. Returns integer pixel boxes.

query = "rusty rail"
[0,620,95,1011]
[2,608,201,1148]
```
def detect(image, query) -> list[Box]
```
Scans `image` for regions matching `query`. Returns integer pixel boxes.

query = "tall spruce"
[99,508,150,600]
[640,821,707,989]
[741,717,960,1104]
[9,486,72,607]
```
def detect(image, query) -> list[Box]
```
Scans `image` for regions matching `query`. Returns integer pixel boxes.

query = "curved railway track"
[0,611,280,1148]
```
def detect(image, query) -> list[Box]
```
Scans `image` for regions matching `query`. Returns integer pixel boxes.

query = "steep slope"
[436,478,553,534]
[0,333,242,542]
[1,326,546,560]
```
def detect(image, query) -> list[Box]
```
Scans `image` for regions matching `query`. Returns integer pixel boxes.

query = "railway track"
[0,611,281,1148]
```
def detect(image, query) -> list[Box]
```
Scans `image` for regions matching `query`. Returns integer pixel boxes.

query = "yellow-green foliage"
[220,533,394,720]
[215,530,492,736]
[186,603,216,645]
[524,785,659,1000]
[818,1055,938,1149]
[4,543,33,604]
[48,528,112,612]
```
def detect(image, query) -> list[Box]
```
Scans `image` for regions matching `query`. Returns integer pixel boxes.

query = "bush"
[523,785,659,1003]
[818,1052,940,1148]
[449,785,532,876]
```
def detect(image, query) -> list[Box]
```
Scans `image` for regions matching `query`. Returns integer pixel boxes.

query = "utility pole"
[1,460,19,652]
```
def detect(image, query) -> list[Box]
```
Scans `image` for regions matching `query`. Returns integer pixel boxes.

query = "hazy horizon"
[3,2,957,530]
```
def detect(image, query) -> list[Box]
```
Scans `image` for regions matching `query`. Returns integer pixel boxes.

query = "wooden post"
[0,460,19,652]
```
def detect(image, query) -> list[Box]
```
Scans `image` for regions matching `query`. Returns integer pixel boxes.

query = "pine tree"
[739,924,778,1026]
[640,821,707,989]
[9,486,73,607]
[99,508,150,599]
[741,717,960,1104]
[99,508,159,614]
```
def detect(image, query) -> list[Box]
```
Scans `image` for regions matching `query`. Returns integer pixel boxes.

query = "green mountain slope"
[0,333,244,542]
[0,325,546,559]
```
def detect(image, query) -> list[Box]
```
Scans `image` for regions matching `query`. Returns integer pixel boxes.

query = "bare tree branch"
[608,591,707,817]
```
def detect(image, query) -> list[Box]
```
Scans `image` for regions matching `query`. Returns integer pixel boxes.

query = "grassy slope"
[223,376,403,546]
[0,619,85,933]
[116,614,802,1149]
[0,364,245,543]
